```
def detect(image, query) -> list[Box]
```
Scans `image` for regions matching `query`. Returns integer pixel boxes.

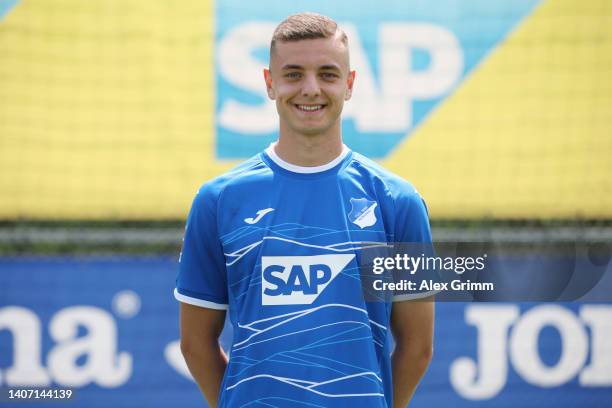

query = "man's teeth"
[297,105,323,111]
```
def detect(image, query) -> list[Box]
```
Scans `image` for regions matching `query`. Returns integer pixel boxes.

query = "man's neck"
[274,127,344,167]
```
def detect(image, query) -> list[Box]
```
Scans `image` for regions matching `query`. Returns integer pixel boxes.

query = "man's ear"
[264,68,275,99]
[345,70,356,101]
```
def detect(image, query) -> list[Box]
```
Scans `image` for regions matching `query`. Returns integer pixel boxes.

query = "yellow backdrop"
[0,0,610,219]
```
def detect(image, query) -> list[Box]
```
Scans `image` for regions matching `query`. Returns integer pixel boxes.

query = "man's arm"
[390,297,435,408]
[180,302,228,408]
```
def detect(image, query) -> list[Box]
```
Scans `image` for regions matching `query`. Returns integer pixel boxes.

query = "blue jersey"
[175,145,432,408]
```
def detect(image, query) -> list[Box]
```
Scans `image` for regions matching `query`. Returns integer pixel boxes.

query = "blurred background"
[0,0,611,407]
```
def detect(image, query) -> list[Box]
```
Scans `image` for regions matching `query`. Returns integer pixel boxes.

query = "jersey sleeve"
[174,186,229,310]
[392,187,437,301]
[394,188,432,244]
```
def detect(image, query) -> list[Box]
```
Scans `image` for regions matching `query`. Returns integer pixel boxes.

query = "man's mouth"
[295,104,325,112]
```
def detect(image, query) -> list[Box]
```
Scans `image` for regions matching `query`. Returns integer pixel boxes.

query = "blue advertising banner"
[0,0,19,20]
[215,0,542,158]
[1,257,611,407]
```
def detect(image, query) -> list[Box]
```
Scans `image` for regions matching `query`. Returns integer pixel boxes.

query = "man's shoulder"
[349,152,421,199]
[194,153,270,204]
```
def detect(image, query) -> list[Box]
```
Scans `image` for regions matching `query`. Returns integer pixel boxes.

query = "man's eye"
[285,72,301,79]
[321,73,339,80]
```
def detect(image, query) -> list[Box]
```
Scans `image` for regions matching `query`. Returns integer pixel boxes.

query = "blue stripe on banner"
[214,0,542,159]
[0,0,19,21]
[0,256,611,407]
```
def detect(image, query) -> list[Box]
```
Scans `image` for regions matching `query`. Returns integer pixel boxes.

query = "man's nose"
[301,74,321,97]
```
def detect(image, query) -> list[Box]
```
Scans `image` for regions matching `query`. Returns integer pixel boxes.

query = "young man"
[175,12,434,408]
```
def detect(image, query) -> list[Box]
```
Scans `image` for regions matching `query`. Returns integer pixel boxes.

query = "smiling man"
[176,12,434,408]
[264,22,353,163]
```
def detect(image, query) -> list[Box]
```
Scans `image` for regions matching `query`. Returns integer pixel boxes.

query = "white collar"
[265,143,350,174]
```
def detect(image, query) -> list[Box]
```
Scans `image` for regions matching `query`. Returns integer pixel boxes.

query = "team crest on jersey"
[261,255,354,305]
[348,198,378,229]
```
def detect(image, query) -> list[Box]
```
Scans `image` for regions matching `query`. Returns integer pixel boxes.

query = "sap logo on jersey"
[262,255,355,305]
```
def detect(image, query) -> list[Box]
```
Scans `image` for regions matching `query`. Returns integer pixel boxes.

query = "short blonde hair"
[270,12,348,55]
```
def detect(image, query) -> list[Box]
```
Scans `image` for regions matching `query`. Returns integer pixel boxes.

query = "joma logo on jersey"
[261,255,355,305]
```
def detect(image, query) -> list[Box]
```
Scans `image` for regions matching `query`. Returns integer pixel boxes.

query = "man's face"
[264,35,355,138]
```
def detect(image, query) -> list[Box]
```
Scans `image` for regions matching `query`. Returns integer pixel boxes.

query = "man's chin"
[296,126,330,137]
[282,119,338,137]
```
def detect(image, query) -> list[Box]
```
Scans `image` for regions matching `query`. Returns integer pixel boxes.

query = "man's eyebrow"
[280,64,342,71]
[281,64,304,70]
[319,64,341,71]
